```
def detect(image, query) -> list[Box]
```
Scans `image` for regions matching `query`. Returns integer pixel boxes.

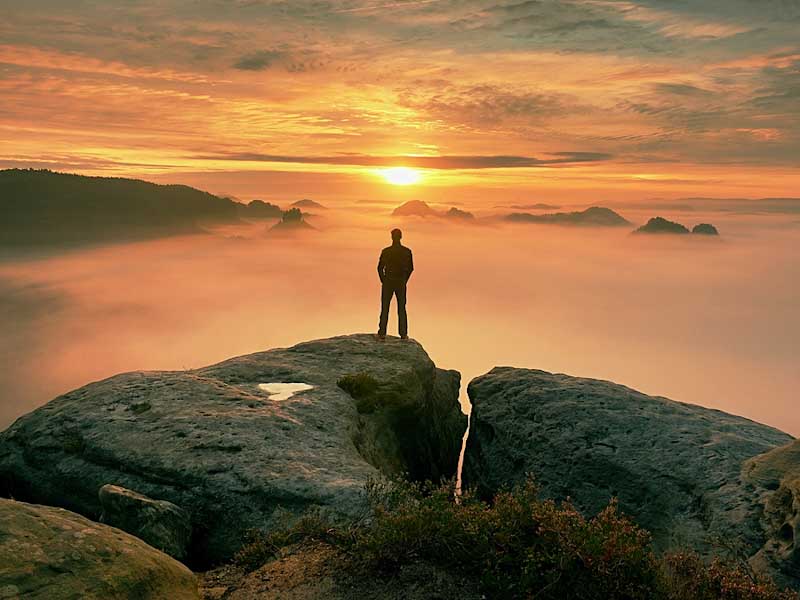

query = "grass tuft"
[337,373,381,413]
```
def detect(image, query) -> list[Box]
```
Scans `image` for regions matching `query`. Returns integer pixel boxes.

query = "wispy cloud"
[0,0,799,190]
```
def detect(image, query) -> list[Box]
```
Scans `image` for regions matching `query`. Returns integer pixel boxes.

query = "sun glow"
[380,167,422,185]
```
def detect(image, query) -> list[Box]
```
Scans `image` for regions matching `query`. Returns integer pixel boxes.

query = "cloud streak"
[192,152,614,169]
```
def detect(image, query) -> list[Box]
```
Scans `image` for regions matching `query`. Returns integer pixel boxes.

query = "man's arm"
[377,250,385,282]
[406,249,414,281]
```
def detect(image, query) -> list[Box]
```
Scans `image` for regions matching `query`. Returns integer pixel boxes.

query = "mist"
[1,203,798,436]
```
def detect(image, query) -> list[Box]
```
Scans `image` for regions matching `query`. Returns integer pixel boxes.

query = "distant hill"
[0,169,240,248]
[692,223,719,235]
[504,203,561,211]
[634,217,690,234]
[392,200,439,217]
[445,207,475,220]
[392,200,475,221]
[291,199,327,210]
[238,199,282,219]
[634,217,720,236]
[506,206,630,227]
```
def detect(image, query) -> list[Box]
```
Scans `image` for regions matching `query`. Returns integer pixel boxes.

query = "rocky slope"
[462,367,796,585]
[0,334,465,567]
[0,497,199,599]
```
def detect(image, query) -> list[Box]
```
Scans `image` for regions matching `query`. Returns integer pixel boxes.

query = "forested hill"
[0,169,241,248]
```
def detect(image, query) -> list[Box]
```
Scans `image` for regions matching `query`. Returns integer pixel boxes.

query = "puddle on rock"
[257,383,314,401]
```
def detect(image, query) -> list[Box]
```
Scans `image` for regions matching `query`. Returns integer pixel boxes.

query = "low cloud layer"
[1,204,798,437]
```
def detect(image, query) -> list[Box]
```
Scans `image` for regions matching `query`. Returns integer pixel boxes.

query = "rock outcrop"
[0,497,198,599]
[0,335,465,566]
[99,484,192,560]
[462,367,796,584]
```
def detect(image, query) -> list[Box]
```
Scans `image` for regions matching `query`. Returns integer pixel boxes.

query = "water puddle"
[257,383,314,401]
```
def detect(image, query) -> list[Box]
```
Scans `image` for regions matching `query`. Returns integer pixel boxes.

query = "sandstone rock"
[744,439,800,588]
[99,484,192,560]
[0,334,465,566]
[462,368,794,572]
[0,497,198,599]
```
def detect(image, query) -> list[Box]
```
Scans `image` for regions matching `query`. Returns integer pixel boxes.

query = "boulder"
[462,367,796,583]
[0,497,198,599]
[99,484,192,560]
[0,335,465,566]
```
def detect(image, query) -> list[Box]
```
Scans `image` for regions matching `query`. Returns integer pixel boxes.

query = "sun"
[380,167,422,186]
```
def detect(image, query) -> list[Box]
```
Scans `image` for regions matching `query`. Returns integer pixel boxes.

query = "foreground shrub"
[349,477,658,598]
[662,552,796,600]
[236,477,798,599]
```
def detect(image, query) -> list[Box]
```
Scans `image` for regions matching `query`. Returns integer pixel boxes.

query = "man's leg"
[378,282,393,337]
[396,282,408,338]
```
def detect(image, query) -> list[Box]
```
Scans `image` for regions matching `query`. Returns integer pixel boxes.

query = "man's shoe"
[400,335,409,340]
[375,334,386,341]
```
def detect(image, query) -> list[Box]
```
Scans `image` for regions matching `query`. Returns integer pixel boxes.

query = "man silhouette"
[377,228,414,340]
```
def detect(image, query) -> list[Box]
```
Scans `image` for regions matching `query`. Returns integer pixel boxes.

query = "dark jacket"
[378,243,414,282]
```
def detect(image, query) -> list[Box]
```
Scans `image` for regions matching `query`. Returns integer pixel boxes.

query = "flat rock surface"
[462,367,794,570]
[0,497,198,600]
[0,334,465,566]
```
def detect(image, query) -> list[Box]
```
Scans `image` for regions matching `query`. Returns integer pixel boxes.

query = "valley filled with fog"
[1,199,798,436]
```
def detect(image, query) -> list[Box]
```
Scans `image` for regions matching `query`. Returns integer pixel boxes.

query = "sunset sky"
[2,0,799,201]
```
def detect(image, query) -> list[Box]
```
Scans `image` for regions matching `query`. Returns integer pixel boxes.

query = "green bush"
[234,477,798,599]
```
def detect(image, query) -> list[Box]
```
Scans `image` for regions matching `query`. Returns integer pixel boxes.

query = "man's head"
[391,228,402,243]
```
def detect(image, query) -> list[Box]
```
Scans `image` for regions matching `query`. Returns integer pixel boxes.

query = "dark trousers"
[378,278,407,337]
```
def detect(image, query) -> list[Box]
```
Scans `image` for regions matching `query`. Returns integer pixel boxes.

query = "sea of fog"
[1,202,798,436]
